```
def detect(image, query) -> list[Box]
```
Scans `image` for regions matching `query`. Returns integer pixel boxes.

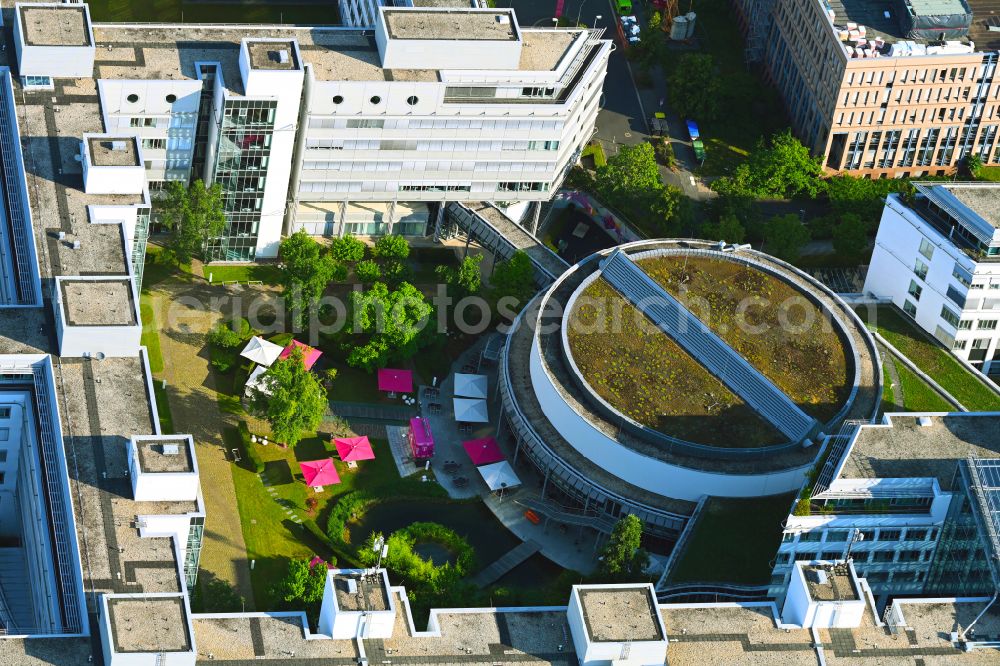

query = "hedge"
[326,479,448,543]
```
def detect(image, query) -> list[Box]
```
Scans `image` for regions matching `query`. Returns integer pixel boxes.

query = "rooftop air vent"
[111,140,127,151]
[162,443,180,456]
[347,578,357,594]
[278,50,290,64]
[496,14,509,24]
[917,416,933,427]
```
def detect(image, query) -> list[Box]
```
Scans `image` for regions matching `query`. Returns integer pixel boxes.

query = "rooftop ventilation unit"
[278,50,290,64]
[72,240,81,250]
[917,416,933,427]
[162,443,180,455]
[347,578,358,594]
[111,140,127,151]
[805,568,828,585]
[496,14,509,24]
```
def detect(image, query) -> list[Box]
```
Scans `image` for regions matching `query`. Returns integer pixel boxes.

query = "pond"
[349,500,564,587]
[413,542,454,567]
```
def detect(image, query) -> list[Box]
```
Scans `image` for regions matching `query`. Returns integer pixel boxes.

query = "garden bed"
[566,279,784,447]
[638,256,851,422]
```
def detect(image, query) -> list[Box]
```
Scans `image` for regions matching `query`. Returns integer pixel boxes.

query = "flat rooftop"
[59,278,136,327]
[247,40,299,70]
[842,413,1000,489]
[826,0,979,46]
[411,0,481,7]
[333,572,389,611]
[107,596,191,653]
[941,183,1000,229]
[519,30,577,71]
[18,5,90,47]
[383,9,518,41]
[87,137,139,167]
[135,438,194,474]
[804,564,858,601]
[578,587,663,643]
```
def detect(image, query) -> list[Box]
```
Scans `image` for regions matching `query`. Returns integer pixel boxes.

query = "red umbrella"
[299,459,340,488]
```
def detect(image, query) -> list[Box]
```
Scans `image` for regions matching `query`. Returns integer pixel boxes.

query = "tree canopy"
[279,230,345,325]
[330,233,366,263]
[345,281,433,371]
[712,131,823,200]
[436,253,483,299]
[832,213,869,259]
[157,180,226,263]
[250,347,328,446]
[491,251,537,312]
[599,514,649,580]
[276,558,328,605]
[666,53,721,122]
[764,214,811,262]
[596,142,662,200]
[372,234,410,261]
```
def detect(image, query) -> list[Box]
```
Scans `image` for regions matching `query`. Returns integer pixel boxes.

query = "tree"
[667,54,721,122]
[596,142,662,201]
[345,281,433,371]
[436,254,483,298]
[250,347,328,446]
[157,180,226,263]
[703,213,746,244]
[491,251,537,312]
[279,230,345,325]
[330,233,366,263]
[764,214,811,262]
[276,558,328,605]
[599,515,649,580]
[712,131,823,200]
[372,234,410,261]
[966,154,984,179]
[207,317,252,349]
[832,213,868,258]
[355,259,382,283]
[825,175,912,229]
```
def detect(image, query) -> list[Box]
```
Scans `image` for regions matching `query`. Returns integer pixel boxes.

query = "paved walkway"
[470,540,542,587]
[146,283,256,609]
[386,424,419,478]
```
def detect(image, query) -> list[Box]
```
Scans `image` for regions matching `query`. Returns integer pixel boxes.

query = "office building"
[735,0,1000,177]
[864,182,1000,374]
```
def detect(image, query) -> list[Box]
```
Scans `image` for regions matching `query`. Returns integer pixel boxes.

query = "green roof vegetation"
[882,358,954,414]
[669,494,795,585]
[567,279,784,447]
[639,256,852,423]
[864,306,1000,412]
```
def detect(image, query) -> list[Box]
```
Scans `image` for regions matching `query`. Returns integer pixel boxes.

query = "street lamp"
[551,17,559,28]
[595,14,602,28]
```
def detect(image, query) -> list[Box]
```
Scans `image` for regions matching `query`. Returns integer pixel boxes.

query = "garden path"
[147,282,257,608]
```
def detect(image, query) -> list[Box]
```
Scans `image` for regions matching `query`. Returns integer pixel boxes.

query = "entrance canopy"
[462,437,504,466]
[240,336,283,367]
[280,340,322,371]
[334,436,375,463]
[454,373,488,400]
[453,397,488,423]
[299,459,340,488]
[476,461,521,491]
[378,368,413,393]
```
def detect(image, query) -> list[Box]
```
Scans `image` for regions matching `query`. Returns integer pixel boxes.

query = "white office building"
[82,5,612,259]
[864,182,1000,374]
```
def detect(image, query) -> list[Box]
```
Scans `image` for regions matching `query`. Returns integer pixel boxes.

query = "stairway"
[600,250,816,442]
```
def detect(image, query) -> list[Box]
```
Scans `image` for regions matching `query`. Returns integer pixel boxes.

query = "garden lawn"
[229,426,401,609]
[870,307,1000,411]
[664,0,788,177]
[567,279,784,447]
[140,298,164,374]
[203,263,283,286]
[894,359,954,413]
[669,494,795,585]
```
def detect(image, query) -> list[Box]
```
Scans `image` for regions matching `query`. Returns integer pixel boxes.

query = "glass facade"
[132,205,151,291]
[184,516,204,590]
[206,99,277,262]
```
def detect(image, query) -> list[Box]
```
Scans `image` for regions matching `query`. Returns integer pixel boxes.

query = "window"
[908,280,923,300]
[825,530,850,542]
[919,238,935,259]
[897,550,921,562]
[959,319,973,330]
[332,95,344,105]
[914,258,929,280]
[953,263,974,287]
[22,75,52,89]
[127,93,139,103]
[973,338,991,349]
[795,552,817,561]
[955,339,968,350]
[129,117,156,128]
[941,305,961,328]
[406,95,419,106]
[801,532,823,542]
[782,533,796,542]
[0,450,6,463]
[947,285,968,308]
[859,529,876,541]
[141,138,166,150]
[775,552,791,564]
[872,551,895,562]
[821,551,843,560]
[879,529,902,540]
[906,529,929,541]
[346,119,384,129]
[903,300,917,318]
[978,319,998,330]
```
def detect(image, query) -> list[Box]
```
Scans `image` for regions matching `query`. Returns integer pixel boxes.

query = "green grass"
[139,297,165,374]
[893,358,954,412]
[975,166,1000,182]
[581,141,607,169]
[670,494,795,585]
[153,382,175,434]
[204,263,283,286]
[865,307,1000,411]
[141,244,193,290]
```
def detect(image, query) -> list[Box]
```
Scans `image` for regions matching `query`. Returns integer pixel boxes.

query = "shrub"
[326,482,449,543]
[653,138,676,169]
[355,259,382,283]
[238,421,265,473]
[792,499,811,516]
